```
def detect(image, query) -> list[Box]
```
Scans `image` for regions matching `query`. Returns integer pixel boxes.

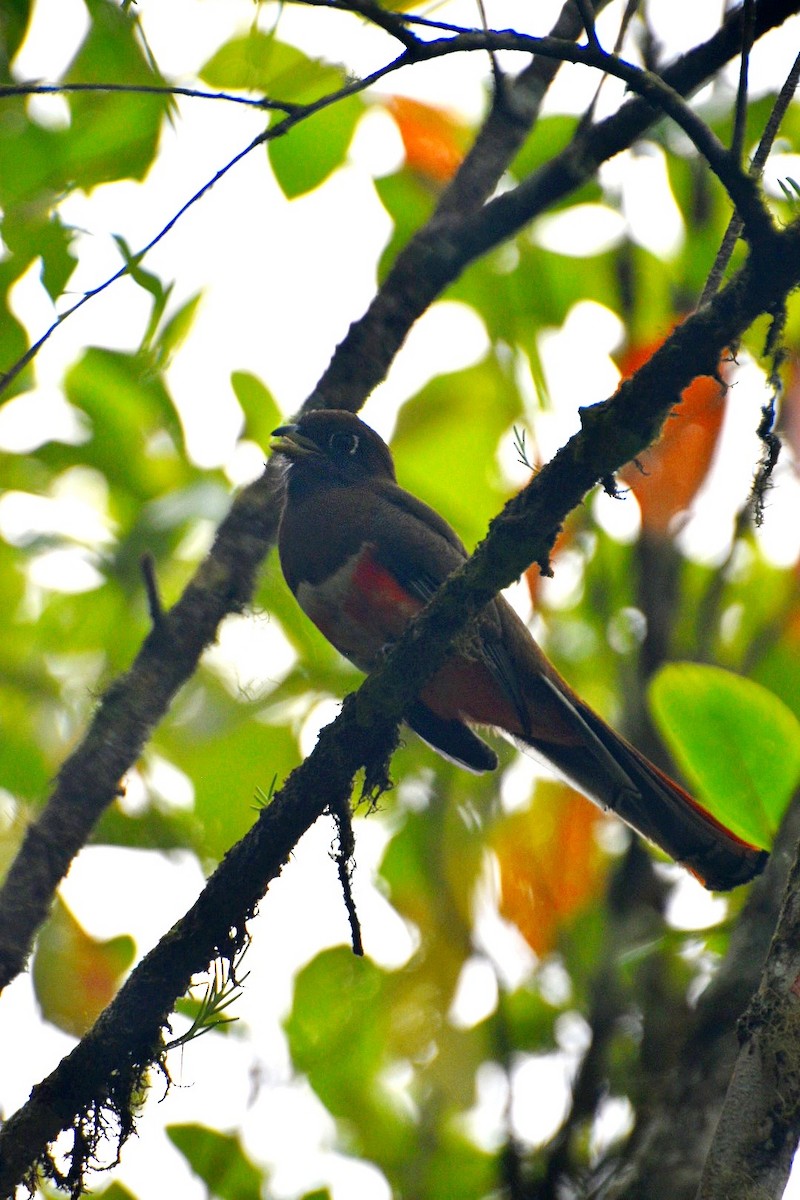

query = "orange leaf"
[32,895,135,1036]
[491,781,608,956]
[386,96,465,186]
[618,331,727,535]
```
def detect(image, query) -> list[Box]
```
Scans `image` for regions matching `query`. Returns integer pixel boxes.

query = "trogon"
[271,408,767,892]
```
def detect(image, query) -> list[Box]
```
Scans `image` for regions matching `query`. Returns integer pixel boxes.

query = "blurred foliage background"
[1,1,800,1197]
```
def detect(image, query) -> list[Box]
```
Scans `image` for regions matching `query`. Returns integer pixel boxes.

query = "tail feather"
[517,692,767,892]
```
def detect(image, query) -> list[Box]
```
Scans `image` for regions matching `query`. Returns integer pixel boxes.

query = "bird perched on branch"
[271,408,767,892]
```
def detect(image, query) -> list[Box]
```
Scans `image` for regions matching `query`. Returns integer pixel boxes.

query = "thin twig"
[699,50,800,308]
[330,797,364,956]
[475,0,504,94]
[140,553,164,628]
[284,0,478,36]
[289,0,421,45]
[732,0,757,163]
[0,80,298,110]
[578,0,639,132]
[0,129,268,396]
[574,0,601,48]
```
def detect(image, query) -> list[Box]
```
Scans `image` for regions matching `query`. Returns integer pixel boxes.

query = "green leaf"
[200,30,286,92]
[93,801,201,854]
[231,371,281,447]
[0,267,33,395]
[0,109,58,210]
[287,948,386,1079]
[38,214,78,301]
[61,0,167,189]
[391,355,522,549]
[167,1124,264,1200]
[268,93,362,199]
[0,682,51,798]
[114,234,173,350]
[286,947,417,1170]
[155,292,203,365]
[201,33,340,102]
[155,679,301,862]
[510,113,601,210]
[203,34,364,197]
[0,1,33,73]
[64,347,187,503]
[648,664,800,847]
[374,170,437,278]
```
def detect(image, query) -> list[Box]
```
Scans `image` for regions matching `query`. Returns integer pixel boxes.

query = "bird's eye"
[328,432,359,457]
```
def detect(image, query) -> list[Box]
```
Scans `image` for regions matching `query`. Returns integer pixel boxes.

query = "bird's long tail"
[517,681,767,892]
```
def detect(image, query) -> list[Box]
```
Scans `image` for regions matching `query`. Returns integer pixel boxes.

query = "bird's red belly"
[296,545,523,733]
[296,546,421,673]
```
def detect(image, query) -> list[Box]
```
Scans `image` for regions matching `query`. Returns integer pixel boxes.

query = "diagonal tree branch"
[1,204,800,1199]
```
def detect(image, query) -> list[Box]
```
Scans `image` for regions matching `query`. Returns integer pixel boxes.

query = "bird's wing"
[373,481,529,732]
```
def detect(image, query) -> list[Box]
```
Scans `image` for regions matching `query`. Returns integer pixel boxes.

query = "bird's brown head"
[271,410,396,490]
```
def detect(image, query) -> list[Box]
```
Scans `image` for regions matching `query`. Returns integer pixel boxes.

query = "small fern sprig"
[167,957,248,1050]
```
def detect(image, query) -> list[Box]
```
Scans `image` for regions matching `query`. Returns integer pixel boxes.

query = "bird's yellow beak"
[270,424,320,460]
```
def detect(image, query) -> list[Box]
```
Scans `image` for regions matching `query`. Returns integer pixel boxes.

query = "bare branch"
[432,0,616,219]
[311,1,797,414]
[0,464,286,992]
[398,31,774,241]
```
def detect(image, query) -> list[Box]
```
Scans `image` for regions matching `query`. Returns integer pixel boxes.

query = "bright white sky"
[2,1,800,1197]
